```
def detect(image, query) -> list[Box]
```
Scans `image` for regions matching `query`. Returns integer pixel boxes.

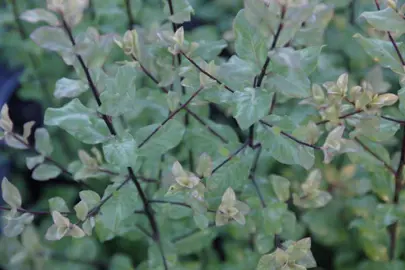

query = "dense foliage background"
[2,0,405,269]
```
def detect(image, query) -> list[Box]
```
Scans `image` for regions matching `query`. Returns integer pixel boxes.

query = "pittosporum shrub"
[2,0,405,269]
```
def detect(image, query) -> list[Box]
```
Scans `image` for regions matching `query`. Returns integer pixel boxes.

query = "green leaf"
[298,46,325,75]
[233,88,274,130]
[48,197,70,212]
[79,190,101,209]
[75,27,116,69]
[270,175,290,202]
[20,8,59,26]
[99,65,137,117]
[234,10,267,71]
[44,98,110,144]
[109,254,134,270]
[135,120,185,157]
[193,213,209,229]
[255,233,275,254]
[26,155,45,170]
[175,229,217,255]
[32,164,62,181]
[103,132,138,168]
[30,26,73,53]
[354,34,404,74]
[2,178,22,209]
[374,203,398,228]
[54,78,88,99]
[266,50,311,98]
[95,181,140,241]
[207,151,251,194]
[361,8,405,35]
[257,125,315,170]
[293,190,332,209]
[74,201,89,221]
[399,87,405,114]
[261,202,288,235]
[34,128,53,156]
[164,0,194,24]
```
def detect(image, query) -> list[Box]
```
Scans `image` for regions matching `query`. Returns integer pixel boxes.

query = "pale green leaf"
[44,98,110,144]
[48,197,70,212]
[362,8,405,35]
[2,178,22,209]
[30,26,73,53]
[233,88,274,130]
[234,10,267,71]
[135,120,185,157]
[270,175,291,202]
[34,128,53,156]
[54,78,88,99]
[103,132,138,168]
[99,65,137,117]
[354,34,404,74]
[32,164,62,181]
[20,8,59,26]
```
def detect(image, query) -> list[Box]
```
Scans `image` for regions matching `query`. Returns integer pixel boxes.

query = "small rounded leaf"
[1,177,22,209]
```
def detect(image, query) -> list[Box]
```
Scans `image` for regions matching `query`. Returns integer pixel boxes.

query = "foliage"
[1,0,405,269]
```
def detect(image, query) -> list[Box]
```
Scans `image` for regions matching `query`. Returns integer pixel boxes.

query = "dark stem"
[255,5,286,88]
[88,0,96,21]
[61,19,168,269]
[180,52,236,93]
[316,110,362,125]
[124,0,135,30]
[269,93,277,115]
[354,138,396,175]
[0,205,69,216]
[249,144,266,208]
[138,86,205,148]
[260,120,321,150]
[149,199,216,213]
[212,141,250,174]
[374,0,405,260]
[131,54,228,143]
[61,19,116,136]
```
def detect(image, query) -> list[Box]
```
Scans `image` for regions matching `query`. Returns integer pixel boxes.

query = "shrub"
[1,0,405,269]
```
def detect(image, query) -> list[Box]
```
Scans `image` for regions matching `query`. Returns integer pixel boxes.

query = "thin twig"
[212,141,250,174]
[149,199,216,213]
[138,86,205,148]
[0,205,69,216]
[172,223,216,242]
[124,0,135,30]
[60,18,168,269]
[316,110,362,125]
[249,144,266,208]
[260,120,321,150]
[180,52,236,93]
[131,54,228,143]
[354,138,396,175]
[374,0,405,260]
[255,5,286,88]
